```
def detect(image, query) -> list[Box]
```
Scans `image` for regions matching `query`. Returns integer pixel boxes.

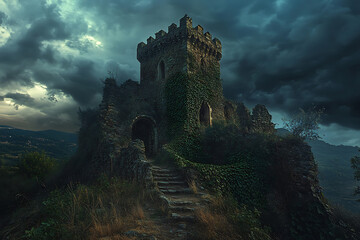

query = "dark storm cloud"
[0,2,104,108]
[0,0,359,134]
[217,0,360,130]
[0,3,70,88]
[1,93,35,106]
[0,4,69,64]
[79,0,359,130]
[0,11,6,25]
[0,92,36,110]
[56,59,102,106]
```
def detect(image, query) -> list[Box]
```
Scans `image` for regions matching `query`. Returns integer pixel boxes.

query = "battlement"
[137,15,222,62]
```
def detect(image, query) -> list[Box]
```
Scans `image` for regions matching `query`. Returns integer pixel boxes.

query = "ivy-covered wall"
[164,51,224,138]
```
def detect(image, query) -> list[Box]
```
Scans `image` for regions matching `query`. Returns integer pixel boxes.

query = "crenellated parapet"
[137,14,222,62]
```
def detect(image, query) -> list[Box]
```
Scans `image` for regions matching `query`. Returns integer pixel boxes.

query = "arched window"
[132,116,158,157]
[158,60,165,80]
[199,102,212,126]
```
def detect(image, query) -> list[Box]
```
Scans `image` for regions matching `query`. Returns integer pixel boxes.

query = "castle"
[75,17,352,239]
[93,15,274,172]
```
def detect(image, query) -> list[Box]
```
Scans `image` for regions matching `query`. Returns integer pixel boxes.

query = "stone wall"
[223,101,275,134]
[138,15,225,133]
[83,79,157,188]
[250,104,275,134]
[115,140,154,189]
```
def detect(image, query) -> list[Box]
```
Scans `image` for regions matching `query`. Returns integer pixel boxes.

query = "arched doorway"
[131,116,157,157]
[199,102,212,126]
[158,60,165,80]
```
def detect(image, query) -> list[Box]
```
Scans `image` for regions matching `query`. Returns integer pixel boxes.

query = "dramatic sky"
[0,0,359,147]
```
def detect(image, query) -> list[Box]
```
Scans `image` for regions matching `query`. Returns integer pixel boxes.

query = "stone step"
[157,181,187,186]
[153,176,183,181]
[152,170,178,175]
[152,172,179,177]
[171,212,195,222]
[158,185,190,191]
[151,167,176,171]
[169,206,195,212]
[167,194,210,205]
[169,200,194,206]
[159,188,192,194]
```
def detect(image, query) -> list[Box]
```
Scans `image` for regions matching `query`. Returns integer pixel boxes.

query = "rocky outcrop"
[267,137,359,240]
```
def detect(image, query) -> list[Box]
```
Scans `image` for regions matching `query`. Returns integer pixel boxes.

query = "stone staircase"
[151,165,209,225]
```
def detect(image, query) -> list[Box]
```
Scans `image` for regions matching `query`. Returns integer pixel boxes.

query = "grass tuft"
[194,195,271,240]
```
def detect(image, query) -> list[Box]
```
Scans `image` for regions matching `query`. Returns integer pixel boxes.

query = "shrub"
[18,151,57,181]
[282,106,324,140]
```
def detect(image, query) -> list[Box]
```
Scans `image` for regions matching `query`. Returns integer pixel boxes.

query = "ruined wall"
[250,104,275,134]
[115,140,155,189]
[84,15,274,179]
[222,101,275,134]
[91,78,156,176]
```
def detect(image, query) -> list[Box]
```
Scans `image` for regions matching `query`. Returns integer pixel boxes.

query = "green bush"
[18,151,57,181]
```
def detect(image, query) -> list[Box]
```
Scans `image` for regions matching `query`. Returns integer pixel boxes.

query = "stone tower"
[137,14,224,134]
[79,15,275,176]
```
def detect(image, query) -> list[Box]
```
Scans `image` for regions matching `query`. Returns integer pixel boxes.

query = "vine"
[164,52,222,140]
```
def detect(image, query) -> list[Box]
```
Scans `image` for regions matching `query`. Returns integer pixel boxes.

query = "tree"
[18,151,57,181]
[351,150,360,200]
[283,106,324,140]
[106,61,122,80]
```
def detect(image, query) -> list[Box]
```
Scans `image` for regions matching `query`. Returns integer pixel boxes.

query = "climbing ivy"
[163,127,272,211]
[164,72,188,138]
[164,53,222,139]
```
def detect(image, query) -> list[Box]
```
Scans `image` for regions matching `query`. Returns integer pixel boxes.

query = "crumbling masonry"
[88,15,274,176]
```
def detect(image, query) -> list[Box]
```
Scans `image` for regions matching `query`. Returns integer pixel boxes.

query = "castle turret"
[137,15,224,133]
[137,14,222,85]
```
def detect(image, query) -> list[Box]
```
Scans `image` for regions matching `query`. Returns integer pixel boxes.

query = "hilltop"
[1,15,359,240]
[0,125,77,165]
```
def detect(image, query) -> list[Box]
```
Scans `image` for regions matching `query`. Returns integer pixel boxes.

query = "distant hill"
[277,128,360,213]
[0,125,77,165]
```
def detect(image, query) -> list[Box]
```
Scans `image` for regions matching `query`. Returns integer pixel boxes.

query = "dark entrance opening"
[199,102,211,126]
[159,60,165,80]
[132,117,157,157]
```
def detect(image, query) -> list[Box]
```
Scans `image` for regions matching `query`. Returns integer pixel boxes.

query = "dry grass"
[86,187,159,239]
[131,202,145,220]
[90,219,131,240]
[193,196,241,240]
[193,195,272,240]
[195,208,240,240]
[85,189,152,239]
[188,179,198,194]
[2,177,162,240]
